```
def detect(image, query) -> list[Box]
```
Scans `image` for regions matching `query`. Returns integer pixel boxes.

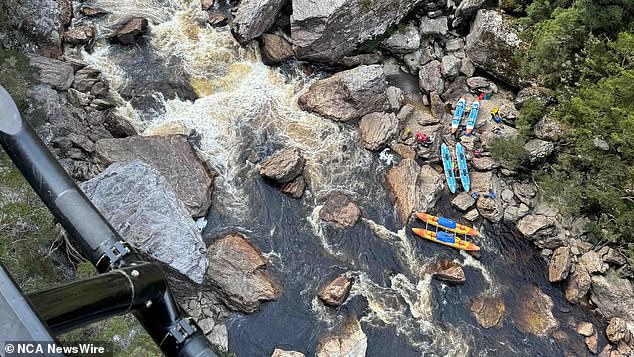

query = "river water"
[68,0,606,355]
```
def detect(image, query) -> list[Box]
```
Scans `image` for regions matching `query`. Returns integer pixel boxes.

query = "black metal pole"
[0,85,217,357]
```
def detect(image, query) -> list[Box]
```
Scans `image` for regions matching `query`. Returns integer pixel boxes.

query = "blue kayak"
[456,142,470,192]
[466,100,480,134]
[451,98,466,134]
[441,143,457,193]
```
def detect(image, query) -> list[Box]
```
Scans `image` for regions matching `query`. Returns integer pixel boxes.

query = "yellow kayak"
[415,212,480,236]
[412,228,480,251]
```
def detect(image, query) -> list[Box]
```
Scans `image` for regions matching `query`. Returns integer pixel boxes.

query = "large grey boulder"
[231,0,285,44]
[298,65,388,121]
[259,148,305,183]
[418,60,444,94]
[524,139,555,162]
[565,265,591,304]
[534,115,565,141]
[516,214,555,238]
[513,285,559,336]
[319,191,362,228]
[291,0,425,61]
[29,55,74,90]
[206,233,281,314]
[465,10,525,87]
[452,0,486,28]
[316,318,367,357]
[590,273,634,321]
[419,16,448,36]
[359,112,398,151]
[81,161,208,283]
[94,135,216,217]
[386,160,443,224]
[381,22,420,54]
[549,246,572,283]
[260,33,294,65]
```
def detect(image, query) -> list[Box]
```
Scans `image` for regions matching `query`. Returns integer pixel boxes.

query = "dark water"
[202,148,606,356]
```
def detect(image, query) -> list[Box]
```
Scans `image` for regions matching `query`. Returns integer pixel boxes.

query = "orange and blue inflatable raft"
[415,212,480,236]
[411,228,480,251]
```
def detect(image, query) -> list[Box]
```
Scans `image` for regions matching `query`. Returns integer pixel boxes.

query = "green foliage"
[0,49,39,114]
[489,137,529,171]
[516,98,547,136]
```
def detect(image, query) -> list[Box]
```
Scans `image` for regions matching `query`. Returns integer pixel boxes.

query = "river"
[67,0,605,355]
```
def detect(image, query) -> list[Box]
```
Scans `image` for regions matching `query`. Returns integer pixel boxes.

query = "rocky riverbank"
[2,0,633,355]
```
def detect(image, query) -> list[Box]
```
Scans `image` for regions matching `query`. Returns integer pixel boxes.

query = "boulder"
[318,275,353,307]
[259,148,305,184]
[207,324,228,351]
[445,38,464,52]
[479,121,519,150]
[577,321,595,337]
[460,58,476,77]
[418,60,444,94]
[565,265,591,304]
[428,259,466,283]
[585,333,598,354]
[80,6,109,16]
[441,76,470,103]
[260,34,294,65]
[499,103,519,122]
[72,67,102,92]
[359,112,398,151]
[513,285,558,336]
[465,10,524,87]
[207,10,229,26]
[464,208,480,221]
[470,294,505,328]
[291,0,426,61]
[524,139,555,162]
[338,53,384,68]
[397,104,440,126]
[316,318,367,357]
[534,115,565,142]
[590,273,634,321]
[231,0,284,43]
[81,161,208,283]
[513,182,536,206]
[516,215,555,238]
[580,250,610,275]
[206,233,281,314]
[29,55,74,90]
[271,349,305,357]
[471,157,499,171]
[114,17,148,44]
[387,86,404,111]
[202,0,214,10]
[298,65,388,121]
[280,175,306,198]
[94,135,215,217]
[515,86,555,108]
[64,25,96,45]
[466,76,495,91]
[476,196,502,222]
[606,317,629,344]
[602,247,627,267]
[419,16,448,36]
[441,55,462,78]
[386,160,443,224]
[452,192,476,211]
[381,22,420,54]
[319,191,362,228]
[429,92,445,119]
[452,0,486,28]
[549,246,572,283]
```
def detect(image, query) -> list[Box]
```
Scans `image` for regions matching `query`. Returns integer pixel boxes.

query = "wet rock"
[524,139,555,162]
[549,246,572,283]
[386,160,443,224]
[103,111,137,138]
[581,250,610,275]
[338,53,384,68]
[95,135,215,217]
[606,317,629,343]
[231,0,284,43]
[260,148,305,184]
[441,55,461,78]
[552,330,568,340]
[516,215,555,238]
[577,321,595,337]
[418,60,444,94]
[534,115,565,141]
[260,34,294,65]
[565,265,591,304]
[80,6,108,16]
[28,55,74,90]
[64,25,96,45]
[476,196,502,222]
[590,273,634,321]
[471,157,499,171]
[452,192,476,211]
[381,22,420,54]
[464,208,480,221]
[586,333,599,354]
[271,349,305,357]
[206,233,280,314]
[465,10,524,87]
[514,285,559,336]
[429,259,466,283]
[291,0,426,61]
[359,112,398,151]
[452,0,486,27]
[81,161,208,283]
[280,175,306,199]
[319,192,362,228]
[114,17,148,44]
[316,318,367,357]
[419,16,448,36]
[470,294,505,328]
[298,65,387,121]
[318,275,353,307]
